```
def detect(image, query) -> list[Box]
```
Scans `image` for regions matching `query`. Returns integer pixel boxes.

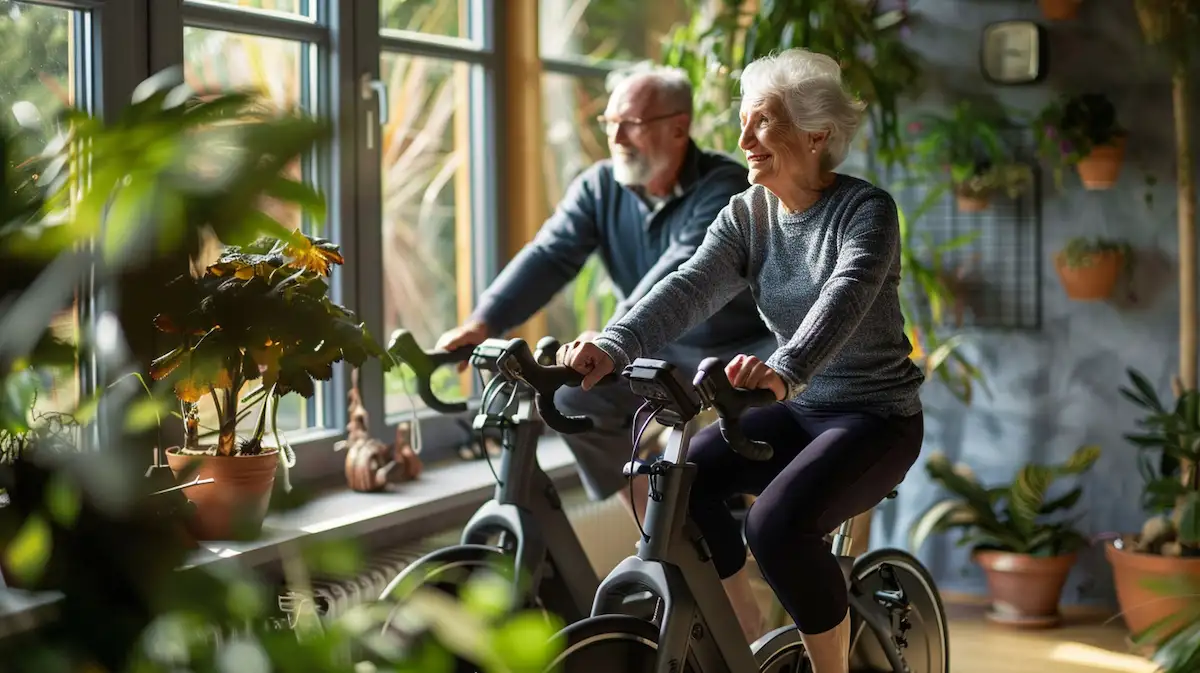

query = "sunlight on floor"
[1050,642,1160,673]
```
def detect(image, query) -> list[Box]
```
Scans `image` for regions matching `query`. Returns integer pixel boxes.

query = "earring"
[810,147,817,154]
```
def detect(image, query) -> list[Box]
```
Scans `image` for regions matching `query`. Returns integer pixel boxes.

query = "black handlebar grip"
[386,329,469,414]
[695,357,777,462]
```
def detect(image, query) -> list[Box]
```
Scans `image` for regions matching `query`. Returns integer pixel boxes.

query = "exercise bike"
[379,331,622,629]
[545,357,949,673]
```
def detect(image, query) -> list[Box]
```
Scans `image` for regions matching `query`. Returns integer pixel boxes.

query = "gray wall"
[866,0,1197,606]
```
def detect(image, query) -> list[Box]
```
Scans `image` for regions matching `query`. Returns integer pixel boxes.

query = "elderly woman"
[557,48,925,673]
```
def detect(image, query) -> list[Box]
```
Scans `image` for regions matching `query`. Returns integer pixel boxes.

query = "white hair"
[605,61,694,118]
[738,49,867,169]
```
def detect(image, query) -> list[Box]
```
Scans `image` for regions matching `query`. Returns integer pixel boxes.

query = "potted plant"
[1039,0,1082,20]
[1034,93,1127,190]
[906,101,1032,212]
[1105,369,1200,642]
[149,233,389,540]
[909,444,1101,628]
[1053,236,1130,300]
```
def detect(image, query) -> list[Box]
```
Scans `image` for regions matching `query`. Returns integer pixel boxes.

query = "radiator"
[278,488,641,627]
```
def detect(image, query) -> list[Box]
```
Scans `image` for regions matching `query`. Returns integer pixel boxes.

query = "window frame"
[10,0,507,484]
[353,0,500,468]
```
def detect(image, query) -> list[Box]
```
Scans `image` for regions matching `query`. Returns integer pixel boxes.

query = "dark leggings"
[688,402,923,635]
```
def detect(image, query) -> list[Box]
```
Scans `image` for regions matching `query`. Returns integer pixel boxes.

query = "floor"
[940,602,1157,673]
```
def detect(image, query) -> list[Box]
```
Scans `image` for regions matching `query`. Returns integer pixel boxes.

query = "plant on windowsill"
[909,444,1101,628]
[1053,236,1131,301]
[905,101,1033,212]
[1033,93,1127,191]
[1104,368,1200,644]
[150,233,390,540]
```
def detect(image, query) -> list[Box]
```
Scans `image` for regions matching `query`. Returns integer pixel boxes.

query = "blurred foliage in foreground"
[0,67,561,672]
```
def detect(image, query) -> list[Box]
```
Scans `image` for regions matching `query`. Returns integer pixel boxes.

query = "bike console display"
[622,358,701,426]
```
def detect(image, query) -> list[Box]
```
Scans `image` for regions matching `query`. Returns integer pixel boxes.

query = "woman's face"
[738,96,825,191]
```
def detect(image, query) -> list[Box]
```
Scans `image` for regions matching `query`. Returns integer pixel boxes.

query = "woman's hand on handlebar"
[556,339,615,391]
[435,319,489,372]
[725,354,786,401]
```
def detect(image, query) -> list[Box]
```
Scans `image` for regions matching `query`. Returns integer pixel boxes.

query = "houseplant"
[1034,93,1127,190]
[1053,236,1130,301]
[1105,368,1200,641]
[909,444,1101,628]
[149,233,390,540]
[907,101,1033,212]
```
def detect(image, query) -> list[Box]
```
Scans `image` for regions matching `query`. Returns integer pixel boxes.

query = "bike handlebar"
[495,338,617,435]
[693,357,777,462]
[386,329,472,414]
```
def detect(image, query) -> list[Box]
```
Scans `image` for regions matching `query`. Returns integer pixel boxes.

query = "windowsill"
[0,435,579,641]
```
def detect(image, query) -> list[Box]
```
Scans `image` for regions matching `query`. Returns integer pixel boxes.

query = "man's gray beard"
[612,156,653,186]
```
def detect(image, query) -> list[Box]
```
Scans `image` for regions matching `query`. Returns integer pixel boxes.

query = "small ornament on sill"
[337,368,422,492]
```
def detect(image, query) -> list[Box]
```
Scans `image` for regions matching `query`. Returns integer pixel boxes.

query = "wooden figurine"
[336,368,396,492]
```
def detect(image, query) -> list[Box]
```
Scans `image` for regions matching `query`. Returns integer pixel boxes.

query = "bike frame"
[589,415,912,673]
[458,381,599,623]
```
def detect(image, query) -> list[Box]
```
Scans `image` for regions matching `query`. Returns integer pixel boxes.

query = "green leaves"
[910,445,1101,556]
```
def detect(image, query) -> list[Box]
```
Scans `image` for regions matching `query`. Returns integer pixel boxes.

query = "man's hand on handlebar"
[435,319,489,372]
[556,339,615,391]
[724,354,786,402]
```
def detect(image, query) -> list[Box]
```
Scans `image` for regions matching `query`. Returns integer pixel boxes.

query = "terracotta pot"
[1106,541,1200,641]
[1039,0,1081,20]
[1076,136,1126,190]
[1054,249,1124,300]
[166,447,278,540]
[974,550,1078,628]
[956,193,990,213]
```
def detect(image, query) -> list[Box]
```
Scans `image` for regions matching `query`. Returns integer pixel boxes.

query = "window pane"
[381,0,467,39]
[182,27,322,436]
[539,0,687,63]
[380,52,471,416]
[540,73,616,342]
[184,0,312,20]
[0,1,84,421]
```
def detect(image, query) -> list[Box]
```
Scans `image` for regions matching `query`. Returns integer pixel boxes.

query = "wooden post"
[497,0,548,344]
[1175,60,1196,393]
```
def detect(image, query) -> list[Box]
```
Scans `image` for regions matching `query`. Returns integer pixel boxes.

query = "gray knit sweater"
[593,174,924,417]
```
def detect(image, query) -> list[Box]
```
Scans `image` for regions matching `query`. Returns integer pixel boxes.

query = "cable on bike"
[628,399,662,544]
[474,369,515,487]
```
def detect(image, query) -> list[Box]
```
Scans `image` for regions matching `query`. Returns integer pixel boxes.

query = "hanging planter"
[955,192,990,212]
[1034,93,1126,192]
[1039,0,1082,20]
[1054,237,1130,300]
[1076,134,1127,190]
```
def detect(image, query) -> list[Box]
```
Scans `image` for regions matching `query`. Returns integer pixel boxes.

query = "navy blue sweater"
[471,141,773,353]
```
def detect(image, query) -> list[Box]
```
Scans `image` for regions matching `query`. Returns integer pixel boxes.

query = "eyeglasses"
[596,111,686,134]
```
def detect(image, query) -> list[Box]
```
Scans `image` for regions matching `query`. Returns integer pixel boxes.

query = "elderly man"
[436,62,774,519]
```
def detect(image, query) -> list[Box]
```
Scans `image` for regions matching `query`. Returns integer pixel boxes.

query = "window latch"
[361,74,389,150]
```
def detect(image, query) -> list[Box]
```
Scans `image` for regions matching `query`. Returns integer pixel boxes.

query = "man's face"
[601,77,685,187]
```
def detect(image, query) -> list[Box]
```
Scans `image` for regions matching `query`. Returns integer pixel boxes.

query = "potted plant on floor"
[150,233,389,540]
[1053,236,1130,301]
[909,444,1101,628]
[1034,93,1127,190]
[906,101,1032,212]
[1105,368,1200,642]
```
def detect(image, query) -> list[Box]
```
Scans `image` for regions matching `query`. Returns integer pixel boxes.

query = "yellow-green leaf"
[4,513,52,585]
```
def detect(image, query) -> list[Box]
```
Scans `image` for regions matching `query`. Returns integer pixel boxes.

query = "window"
[180,4,330,439]
[374,3,488,424]
[380,0,469,40]
[1,0,89,422]
[188,0,314,20]
[538,0,685,65]
[378,53,473,416]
